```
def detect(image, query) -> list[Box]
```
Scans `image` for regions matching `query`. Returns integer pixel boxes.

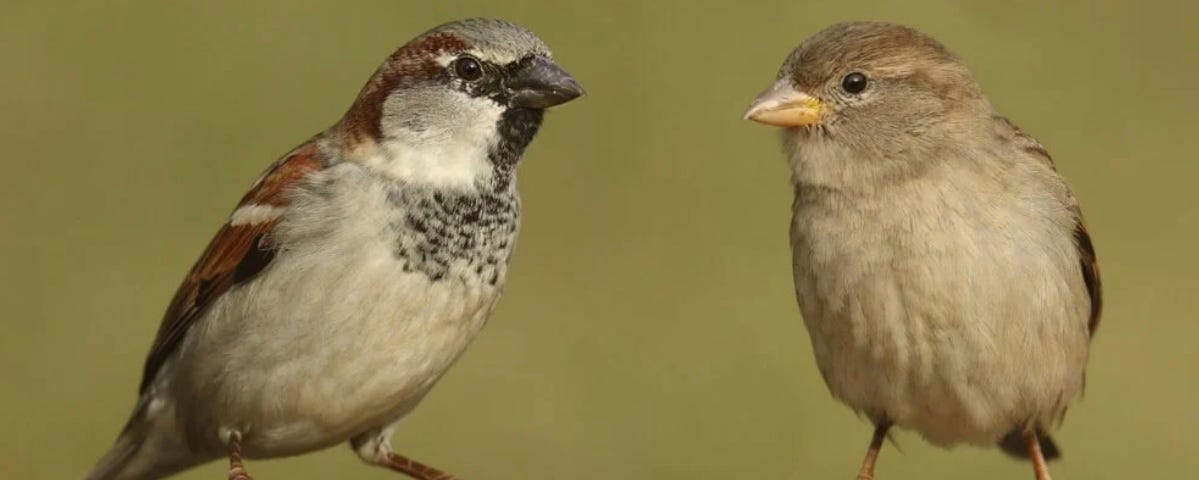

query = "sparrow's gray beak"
[506,56,584,109]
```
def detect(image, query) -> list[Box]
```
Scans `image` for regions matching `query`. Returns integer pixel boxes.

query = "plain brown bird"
[744,22,1101,480]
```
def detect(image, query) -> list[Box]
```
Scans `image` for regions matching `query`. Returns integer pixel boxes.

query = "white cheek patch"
[230,204,284,226]
[370,90,506,190]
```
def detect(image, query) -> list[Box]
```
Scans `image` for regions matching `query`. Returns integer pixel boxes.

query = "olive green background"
[2,1,1195,479]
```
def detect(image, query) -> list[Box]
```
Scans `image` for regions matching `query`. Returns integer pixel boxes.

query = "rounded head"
[425,18,551,67]
[340,18,583,146]
[745,22,987,154]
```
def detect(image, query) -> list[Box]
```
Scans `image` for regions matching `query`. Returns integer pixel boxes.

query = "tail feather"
[999,429,1061,461]
[84,432,143,480]
[84,397,205,480]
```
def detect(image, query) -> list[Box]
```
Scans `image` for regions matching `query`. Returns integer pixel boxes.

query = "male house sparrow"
[744,22,1100,480]
[86,18,582,480]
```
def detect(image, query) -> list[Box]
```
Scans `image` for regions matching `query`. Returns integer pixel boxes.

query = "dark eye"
[841,72,868,94]
[453,56,483,81]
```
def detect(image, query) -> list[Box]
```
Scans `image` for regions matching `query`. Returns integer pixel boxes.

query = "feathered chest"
[788,159,1081,327]
[792,175,1024,283]
[277,163,520,287]
[386,184,520,284]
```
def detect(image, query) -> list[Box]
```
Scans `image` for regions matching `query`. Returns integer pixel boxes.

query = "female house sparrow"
[744,22,1100,480]
[86,18,582,480]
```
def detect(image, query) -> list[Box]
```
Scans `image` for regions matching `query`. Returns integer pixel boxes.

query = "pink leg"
[379,452,459,480]
[1025,430,1054,480]
[227,432,252,480]
[856,423,889,480]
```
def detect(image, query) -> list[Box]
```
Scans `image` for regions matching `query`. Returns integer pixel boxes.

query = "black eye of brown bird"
[453,55,484,81]
[744,21,1101,480]
[841,72,867,93]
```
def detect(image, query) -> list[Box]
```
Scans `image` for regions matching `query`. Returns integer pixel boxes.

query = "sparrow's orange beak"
[743,79,823,127]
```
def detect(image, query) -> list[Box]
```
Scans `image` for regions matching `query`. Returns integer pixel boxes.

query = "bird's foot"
[226,430,252,480]
[853,422,890,480]
[385,452,460,480]
[228,465,253,480]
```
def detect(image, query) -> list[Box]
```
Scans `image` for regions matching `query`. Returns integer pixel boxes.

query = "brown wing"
[993,114,1102,337]
[1074,215,1102,336]
[138,142,325,394]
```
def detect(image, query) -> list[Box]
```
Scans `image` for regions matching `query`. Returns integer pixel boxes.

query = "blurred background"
[2,1,1195,479]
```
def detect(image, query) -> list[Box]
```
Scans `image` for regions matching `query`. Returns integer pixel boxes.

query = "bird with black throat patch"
[743,21,1101,480]
[86,18,583,480]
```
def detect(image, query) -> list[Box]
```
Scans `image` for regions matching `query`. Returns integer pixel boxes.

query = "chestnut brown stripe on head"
[335,18,583,169]
[339,32,471,141]
[338,18,580,146]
